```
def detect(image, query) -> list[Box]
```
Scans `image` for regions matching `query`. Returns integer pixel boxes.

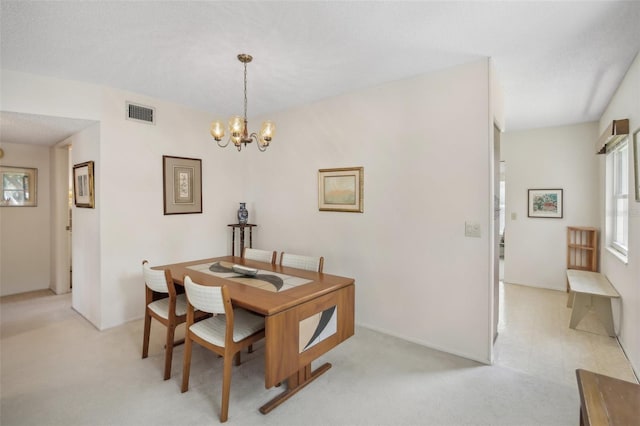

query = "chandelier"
[210,54,275,152]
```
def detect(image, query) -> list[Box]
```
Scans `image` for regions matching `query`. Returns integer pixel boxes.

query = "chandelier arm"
[217,137,231,148]
[249,132,268,152]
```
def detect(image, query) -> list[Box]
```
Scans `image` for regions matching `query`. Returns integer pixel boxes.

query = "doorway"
[492,124,501,343]
[51,142,73,294]
[499,161,505,279]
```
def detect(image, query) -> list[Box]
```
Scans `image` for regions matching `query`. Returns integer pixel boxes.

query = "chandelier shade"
[211,54,275,152]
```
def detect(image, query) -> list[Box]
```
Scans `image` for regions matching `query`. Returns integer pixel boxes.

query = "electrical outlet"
[465,221,481,238]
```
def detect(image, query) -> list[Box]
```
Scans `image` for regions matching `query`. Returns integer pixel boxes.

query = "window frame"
[606,138,629,259]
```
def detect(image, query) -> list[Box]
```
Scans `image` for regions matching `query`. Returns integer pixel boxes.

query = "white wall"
[0,142,51,296]
[0,71,243,329]
[598,52,640,376]
[96,88,242,329]
[501,122,600,290]
[1,60,498,363]
[69,124,102,326]
[246,59,497,363]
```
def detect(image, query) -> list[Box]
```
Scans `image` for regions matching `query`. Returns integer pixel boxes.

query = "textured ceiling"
[0,112,96,146]
[1,1,639,146]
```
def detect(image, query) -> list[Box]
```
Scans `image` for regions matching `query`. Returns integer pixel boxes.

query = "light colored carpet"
[0,283,635,425]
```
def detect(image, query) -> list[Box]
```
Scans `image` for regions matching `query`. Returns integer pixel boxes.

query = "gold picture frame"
[318,167,364,213]
[163,155,202,215]
[73,161,95,208]
[0,165,38,207]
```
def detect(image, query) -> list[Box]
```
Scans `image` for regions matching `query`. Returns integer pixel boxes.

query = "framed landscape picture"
[163,155,202,215]
[528,188,563,218]
[73,161,95,208]
[318,167,364,212]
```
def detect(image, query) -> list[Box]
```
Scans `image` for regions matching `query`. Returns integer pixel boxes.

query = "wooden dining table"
[154,255,355,414]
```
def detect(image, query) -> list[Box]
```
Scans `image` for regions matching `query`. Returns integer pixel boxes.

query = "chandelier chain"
[243,62,248,120]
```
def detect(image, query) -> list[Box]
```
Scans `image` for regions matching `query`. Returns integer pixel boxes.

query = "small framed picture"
[163,155,202,215]
[318,167,364,213]
[0,165,38,207]
[73,161,95,208]
[528,188,563,218]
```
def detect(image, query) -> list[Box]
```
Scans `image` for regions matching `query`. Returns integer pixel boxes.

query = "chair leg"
[220,353,234,422]
[234,351,241,366]
[163,324,176,380]
[248,344,254,353]
[142,311,151,359]
[181,335,193,393]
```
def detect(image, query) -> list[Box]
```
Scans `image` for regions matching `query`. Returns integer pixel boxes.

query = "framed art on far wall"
[163,155,202,215]
[73,161,95,208]
[318,166,364,212]
[0,165,38,207]
[528,188,563,218]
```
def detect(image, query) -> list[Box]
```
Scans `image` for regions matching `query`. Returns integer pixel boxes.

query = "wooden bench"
[576,369,640,426]
[566,270,619,337]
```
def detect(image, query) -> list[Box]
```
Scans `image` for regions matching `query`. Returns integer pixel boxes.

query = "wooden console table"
[576,369,640,426]
[227,223,257,256]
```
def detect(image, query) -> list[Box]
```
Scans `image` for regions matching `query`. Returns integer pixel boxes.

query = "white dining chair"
[141,260,188,380]
[181,275,265,423]
[242,247,277,264]
[279,252,324,273]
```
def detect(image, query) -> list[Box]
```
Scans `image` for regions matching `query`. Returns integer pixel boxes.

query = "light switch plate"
[465,221,481,238]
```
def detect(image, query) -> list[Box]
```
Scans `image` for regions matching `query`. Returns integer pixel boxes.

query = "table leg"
[240,227,245,257]
[569,293,591,330]
[567,291,575,308]
[569,294,616,337]
[259,362,332,414]
[249,227,253,249]
[592,296,616,337]
[231,228,236,257]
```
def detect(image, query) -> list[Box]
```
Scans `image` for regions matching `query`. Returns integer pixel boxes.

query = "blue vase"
[237,202,248,224]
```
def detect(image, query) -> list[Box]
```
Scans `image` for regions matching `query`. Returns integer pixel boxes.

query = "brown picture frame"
[163,155,202,215]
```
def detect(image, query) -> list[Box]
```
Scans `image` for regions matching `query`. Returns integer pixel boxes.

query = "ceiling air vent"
[126,102,155,125]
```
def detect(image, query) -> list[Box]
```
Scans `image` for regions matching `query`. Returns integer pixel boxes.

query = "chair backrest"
[184,275,227,315]
[242,247,277,264]
[280,252,324,273]
[142,260,170,293]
